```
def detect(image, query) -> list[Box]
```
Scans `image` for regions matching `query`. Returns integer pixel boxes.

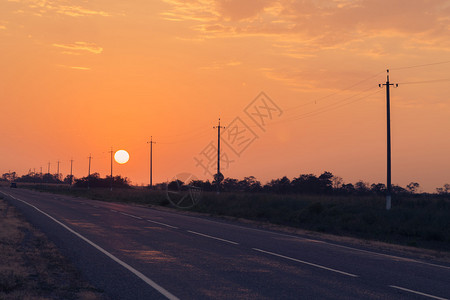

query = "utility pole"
[379,69,398,210]
[109,147,114,191]
[147,137,156,189]
[57,160,60,182]
[47,162,50,184]
[213,118,225,193]
[70,159,74,186]
[88,154,92,189]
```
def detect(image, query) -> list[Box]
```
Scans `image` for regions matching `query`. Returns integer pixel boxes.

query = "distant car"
[10,182,17,188]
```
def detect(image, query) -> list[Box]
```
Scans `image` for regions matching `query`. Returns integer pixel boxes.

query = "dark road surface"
[1,188,449,300]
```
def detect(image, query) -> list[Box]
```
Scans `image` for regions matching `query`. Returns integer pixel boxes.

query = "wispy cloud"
[161,0,450,51]
[53,42,103,54]
[160,0,219,22]
[0,20,8,30]
[8,0,111,18]
[54,5,111,17]
[58,64,91,71]
[199,60,242,70]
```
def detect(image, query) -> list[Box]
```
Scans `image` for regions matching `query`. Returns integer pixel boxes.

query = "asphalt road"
[1,188,449,300]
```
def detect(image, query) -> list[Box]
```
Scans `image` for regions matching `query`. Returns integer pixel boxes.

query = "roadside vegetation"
[0,195,106,299]
[4,170,450,252]
[194,192,450,251]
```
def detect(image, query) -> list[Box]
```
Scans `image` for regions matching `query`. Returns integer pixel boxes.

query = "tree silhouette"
[406,182,420,193]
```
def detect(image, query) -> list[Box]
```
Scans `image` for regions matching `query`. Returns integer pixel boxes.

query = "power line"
[391,60,450,71]
[268,86,382,127]
[397,78,450,85]
[284,71,385,113]
[157,128,211,145]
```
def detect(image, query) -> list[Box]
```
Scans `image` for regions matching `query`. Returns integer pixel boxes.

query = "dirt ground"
[0,196,107,300]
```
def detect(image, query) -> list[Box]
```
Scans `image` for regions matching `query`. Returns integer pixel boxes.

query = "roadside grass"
[21,184,169,206]
[18,184,450,252]
[193,192,450,251]
[0,195,106,299]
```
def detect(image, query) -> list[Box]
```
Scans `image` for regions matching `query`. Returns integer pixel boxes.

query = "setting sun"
[114,150,129,164]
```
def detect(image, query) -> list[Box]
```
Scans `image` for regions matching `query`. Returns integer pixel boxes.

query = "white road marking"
[390,285,448,300]
[187,230,239,245]
[146,219,178,229]
[162,211,450,270]
[2,193,179,300]
[253,248,359,278]
[320,241,450,270]
[120,212,142,220]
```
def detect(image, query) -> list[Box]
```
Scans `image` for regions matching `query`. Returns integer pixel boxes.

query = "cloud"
[161,0,450,51]
[0,20,8,30]
[8,0,111,18]
[218,0,274,21]
[54,5,111,17]
[199,60,242,70]
[53,42,103,54]
[58,64,91,70]
[160,0,218,22]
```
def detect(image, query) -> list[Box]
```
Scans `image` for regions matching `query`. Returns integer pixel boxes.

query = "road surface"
[1,188,449,300]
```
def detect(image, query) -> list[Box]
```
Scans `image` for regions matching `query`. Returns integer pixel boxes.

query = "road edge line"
[2,192,179,300]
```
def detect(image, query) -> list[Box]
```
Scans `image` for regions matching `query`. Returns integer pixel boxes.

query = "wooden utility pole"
[379,69,398,210]
[213,118,225,193]
[147,137,156,189]
[109,148,114,191]
[70,159,74,186]
[88,154,92,189]
[57,160,60,182]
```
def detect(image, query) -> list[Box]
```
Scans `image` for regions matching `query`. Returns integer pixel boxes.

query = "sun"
[114,150,129,164]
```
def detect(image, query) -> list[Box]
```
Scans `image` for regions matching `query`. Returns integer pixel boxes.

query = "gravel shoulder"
[0,195,107,300]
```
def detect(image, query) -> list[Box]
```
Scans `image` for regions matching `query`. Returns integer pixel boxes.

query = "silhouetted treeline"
[3,170,450,195]
[2,171,130,189]
[163,171,449,196]
[74,173,130,188]
[2,171,64,184]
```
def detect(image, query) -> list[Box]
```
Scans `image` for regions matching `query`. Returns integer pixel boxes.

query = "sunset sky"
[1,0,449,192]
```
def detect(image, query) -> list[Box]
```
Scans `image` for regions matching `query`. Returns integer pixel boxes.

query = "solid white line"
[320,241,450,270]
[152,210,450,270]
[253,248,359,278]
[120,212,142,220]
[146,219,178,229]
[194,216,450,270]
[187,230,239,245]
[3,194,178,300]
[390,285,448,300]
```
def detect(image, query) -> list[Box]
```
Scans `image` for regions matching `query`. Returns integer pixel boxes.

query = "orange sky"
[1,0,449,192]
